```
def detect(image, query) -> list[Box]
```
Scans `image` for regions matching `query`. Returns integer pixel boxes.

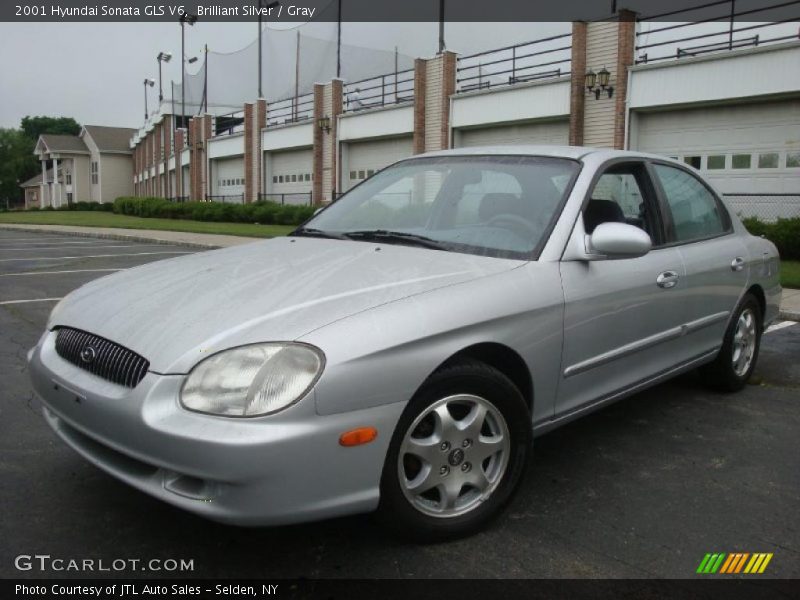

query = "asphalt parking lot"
[0,228,798,579]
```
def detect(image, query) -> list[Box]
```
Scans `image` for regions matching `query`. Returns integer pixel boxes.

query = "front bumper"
[29,331,404,526]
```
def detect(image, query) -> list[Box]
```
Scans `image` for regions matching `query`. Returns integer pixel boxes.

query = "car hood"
[48,237,521,373]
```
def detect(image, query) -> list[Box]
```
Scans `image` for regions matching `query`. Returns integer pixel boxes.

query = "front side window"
[304,155,580,259]
[584,166,657,240]
[653,164,728,243]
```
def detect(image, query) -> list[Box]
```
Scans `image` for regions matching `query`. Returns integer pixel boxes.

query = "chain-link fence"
[723,193,800,222]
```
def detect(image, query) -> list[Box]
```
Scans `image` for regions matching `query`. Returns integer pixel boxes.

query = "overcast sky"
[0,21,567,129]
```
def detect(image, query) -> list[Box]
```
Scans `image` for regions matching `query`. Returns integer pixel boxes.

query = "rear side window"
[653,164,728,243]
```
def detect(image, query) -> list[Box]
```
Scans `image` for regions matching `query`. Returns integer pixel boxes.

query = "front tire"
[377,359,531,542]
[701,293,762,392]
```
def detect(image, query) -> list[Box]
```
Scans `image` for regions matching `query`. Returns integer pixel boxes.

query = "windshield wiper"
[290,227,349,240]
[343,230,447,250]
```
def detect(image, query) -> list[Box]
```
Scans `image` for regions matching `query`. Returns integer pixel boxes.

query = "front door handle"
[656,270,679,289]
[731,257,745,272]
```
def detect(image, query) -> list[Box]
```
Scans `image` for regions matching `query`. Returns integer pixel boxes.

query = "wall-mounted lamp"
[586,66,613,100]
[317,116,331,133]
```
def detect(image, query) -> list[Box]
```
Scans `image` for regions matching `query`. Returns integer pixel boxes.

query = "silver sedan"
[28,147,781,541]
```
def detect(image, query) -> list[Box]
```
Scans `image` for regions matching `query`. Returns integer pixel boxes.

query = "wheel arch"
[437,342,534,414]
[746,284,766,324]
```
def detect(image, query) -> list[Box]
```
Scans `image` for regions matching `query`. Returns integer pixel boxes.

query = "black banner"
[5,579,800,600]
[3,0,800,22]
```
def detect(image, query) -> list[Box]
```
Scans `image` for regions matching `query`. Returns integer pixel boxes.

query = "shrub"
[742,216,800,261]
[112,197,314,227]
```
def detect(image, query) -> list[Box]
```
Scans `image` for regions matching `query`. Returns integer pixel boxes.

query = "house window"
[757,153,779,169]
[66,172,72,184]
[66,192,73,204]
[91,161,99,184]
[291,174,297,182]
[358,170,366,179]
[350,170,357,180]
[787,152,800,168]
[732,154,751,169]
[707,155,725,170]
[304,173,311,181]
[273,176,278,183]
[683,156,701,169]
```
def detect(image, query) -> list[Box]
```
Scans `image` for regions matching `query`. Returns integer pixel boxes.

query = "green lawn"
[0,211,295,238]
[781,260,800,290]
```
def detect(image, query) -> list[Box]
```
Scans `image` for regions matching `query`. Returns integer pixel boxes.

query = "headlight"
[180,343,324,417]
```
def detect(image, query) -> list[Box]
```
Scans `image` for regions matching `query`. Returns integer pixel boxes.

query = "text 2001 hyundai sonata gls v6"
[28,147,781,540]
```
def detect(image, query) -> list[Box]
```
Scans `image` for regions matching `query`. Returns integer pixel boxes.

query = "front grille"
[54,327,150,388]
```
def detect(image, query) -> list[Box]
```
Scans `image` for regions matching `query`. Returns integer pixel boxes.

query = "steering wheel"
[485,213,538,240]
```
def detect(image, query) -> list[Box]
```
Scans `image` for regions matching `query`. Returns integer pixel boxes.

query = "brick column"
[614,10,637,150]
[162,116,172,198]
[412,58,427,154]
[312,80,344,204]
[312,84,324,205]
[244,99,267,203]
[174,128,185,198]
[154,123,162,197]
[420,51,457,153]
[569,21,587,146]
[188,115,212,201]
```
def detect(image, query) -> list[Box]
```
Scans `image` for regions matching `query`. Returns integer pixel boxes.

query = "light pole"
[257,0,280,98]
[438,0,446,53]
[179,12,198,129]
[143,78,155,120]
[156,51,172,106]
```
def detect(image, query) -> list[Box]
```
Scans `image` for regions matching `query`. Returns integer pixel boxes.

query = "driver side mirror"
[587,222,651,260]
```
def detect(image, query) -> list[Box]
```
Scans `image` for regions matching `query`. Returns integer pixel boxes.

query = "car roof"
[411,145,673,163]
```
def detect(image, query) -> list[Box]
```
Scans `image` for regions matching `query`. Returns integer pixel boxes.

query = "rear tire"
[377,359,531,542]
[701,293,762,392]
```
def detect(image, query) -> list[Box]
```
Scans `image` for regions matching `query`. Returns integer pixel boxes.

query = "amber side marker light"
[339,427,378,447]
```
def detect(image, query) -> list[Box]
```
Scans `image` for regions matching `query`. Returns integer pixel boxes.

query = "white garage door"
[345,136,414,190]
[269,148,313,204]
[212,156,245,202]
[634,100,800,220]
[458,120,569,148]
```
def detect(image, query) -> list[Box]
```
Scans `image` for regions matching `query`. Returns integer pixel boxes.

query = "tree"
[20,116,81,140]
[0,116,81,206]
[0,128,35,205]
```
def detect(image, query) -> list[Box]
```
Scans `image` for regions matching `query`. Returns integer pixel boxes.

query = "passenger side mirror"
[588,222,652,259]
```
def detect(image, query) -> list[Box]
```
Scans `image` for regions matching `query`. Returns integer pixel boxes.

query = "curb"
[0,225,224,250]
[778,310,800,322]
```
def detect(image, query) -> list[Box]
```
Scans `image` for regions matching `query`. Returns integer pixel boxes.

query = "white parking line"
[766,321,797,333]
[0,237,80,242]
[0,251,192,262]
[0,298,62,305]
[0,241,110,247]
[0,244,165,252]
[0,268,124,277]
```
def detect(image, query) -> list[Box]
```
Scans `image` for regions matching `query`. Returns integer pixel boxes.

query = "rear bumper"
[30,331,404,526]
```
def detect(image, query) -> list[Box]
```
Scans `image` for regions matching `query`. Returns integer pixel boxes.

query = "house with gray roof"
[32,125,137,207]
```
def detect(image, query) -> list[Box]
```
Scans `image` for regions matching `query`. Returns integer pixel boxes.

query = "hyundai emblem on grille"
[80,345,97,364]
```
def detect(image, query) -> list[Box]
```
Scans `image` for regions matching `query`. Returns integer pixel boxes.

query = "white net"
[171,25,415,118]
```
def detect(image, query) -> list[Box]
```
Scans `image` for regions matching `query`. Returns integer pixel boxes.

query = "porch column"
[53,157,60,208]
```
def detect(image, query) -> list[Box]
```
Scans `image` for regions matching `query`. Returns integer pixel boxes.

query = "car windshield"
[297,155,580,260]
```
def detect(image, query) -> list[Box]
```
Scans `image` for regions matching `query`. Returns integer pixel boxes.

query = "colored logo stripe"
[697,552,773,574]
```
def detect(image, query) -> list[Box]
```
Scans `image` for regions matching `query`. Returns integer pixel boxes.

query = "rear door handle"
[731,257,745,272]
[656,270,679,289]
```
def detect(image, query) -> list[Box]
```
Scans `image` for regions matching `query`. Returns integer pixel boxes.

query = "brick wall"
[569,21,587,146]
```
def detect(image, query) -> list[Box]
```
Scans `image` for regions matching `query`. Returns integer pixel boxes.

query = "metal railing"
[635,0,800,65]
[213,110,245,137]
[257,192,313,206]
[724,193,800,222]
[344,68,415,112]
[207,194,245,204]
[456,33,572,93]
[267,93,315,127]
[167,196,189,203]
